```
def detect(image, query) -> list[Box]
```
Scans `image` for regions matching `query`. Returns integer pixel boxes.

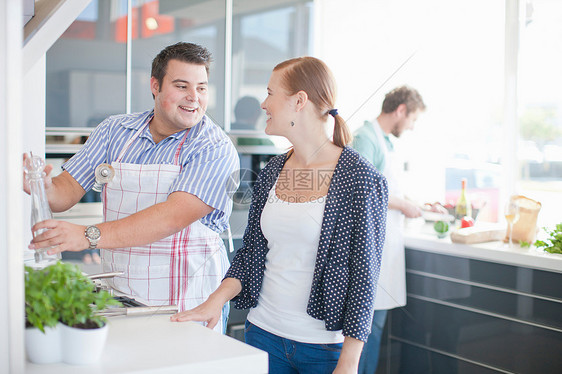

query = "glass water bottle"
[25,154,61,266]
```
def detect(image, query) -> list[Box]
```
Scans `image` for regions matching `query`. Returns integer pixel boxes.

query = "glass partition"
[46,0,313,133]
[230,0,312,133]
[130,0,226,126]
[46,0,128,128]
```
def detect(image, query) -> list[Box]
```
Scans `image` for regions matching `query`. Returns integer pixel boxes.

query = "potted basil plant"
[25,262,120,365]
[25,262,63,364]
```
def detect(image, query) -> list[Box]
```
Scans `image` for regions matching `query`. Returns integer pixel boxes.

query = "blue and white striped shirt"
[63,110,240,233]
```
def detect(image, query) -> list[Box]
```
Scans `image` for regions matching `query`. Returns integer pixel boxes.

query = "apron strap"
[174,128,190,167]
[116,113,154,162]
[116,112,190,167]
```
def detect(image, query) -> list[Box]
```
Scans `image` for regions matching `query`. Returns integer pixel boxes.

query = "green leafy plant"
[25,264,60,333]
[519,240,531,248]
[25,262,120,332]
[534,223,562,254]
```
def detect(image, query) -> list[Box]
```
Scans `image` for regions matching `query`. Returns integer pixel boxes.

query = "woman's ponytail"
[330,111,352,148]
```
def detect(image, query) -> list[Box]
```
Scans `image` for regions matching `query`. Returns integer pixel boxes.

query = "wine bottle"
[454,178,472,221]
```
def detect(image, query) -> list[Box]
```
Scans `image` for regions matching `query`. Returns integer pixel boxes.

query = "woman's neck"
[285,110,342,168]
[288,133,342,169]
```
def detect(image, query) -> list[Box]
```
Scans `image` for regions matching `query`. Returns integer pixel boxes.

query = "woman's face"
[261,70,295,136]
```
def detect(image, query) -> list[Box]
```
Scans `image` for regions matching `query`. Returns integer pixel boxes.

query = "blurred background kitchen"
[1,0,561,373]
[37,0,562,228]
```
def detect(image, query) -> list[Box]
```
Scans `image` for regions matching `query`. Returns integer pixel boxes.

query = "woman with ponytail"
[172,57,388,374]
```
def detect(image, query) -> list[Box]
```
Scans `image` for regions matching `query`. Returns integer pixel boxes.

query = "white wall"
[1,0,25,371]
[22,57,48,263]
[2,0,89,368]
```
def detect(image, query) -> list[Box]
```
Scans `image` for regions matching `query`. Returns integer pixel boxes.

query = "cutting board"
[450,225,506,244]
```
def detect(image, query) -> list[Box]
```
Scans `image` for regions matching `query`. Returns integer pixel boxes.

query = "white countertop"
[227,210,562,274]
[404,222,562,274]
[25,315,268,373]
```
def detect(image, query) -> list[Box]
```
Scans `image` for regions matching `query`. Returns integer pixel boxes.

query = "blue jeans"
[244,321,343,374]
[358,310,388,374]
[221,302,230,334]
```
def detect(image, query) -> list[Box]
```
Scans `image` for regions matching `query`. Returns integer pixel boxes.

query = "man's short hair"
[382,86,426,114]
[151,42,212,89]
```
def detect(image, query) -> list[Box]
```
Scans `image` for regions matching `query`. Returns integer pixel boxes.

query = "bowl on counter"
[445,206,480,221]
[422,210,455,223]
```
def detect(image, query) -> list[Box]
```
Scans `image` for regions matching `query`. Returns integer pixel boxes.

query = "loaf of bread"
[505,195,541,243]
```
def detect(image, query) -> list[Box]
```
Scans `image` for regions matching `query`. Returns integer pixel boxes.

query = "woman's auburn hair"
[273,57,352,147]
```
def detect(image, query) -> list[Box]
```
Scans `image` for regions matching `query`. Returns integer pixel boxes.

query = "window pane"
[324,0,504,222]
[46,0,128,127]
[230,0,313,133]
[407,1,504,223]
[518,0,562,227]
[130,0,226,127]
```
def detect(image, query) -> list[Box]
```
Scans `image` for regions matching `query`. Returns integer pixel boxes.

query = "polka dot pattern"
[226,146,388,342]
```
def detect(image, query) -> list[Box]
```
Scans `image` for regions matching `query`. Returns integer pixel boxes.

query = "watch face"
[86,226,101,240]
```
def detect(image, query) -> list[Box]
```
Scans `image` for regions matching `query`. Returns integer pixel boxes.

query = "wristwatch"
[84,225,101,250]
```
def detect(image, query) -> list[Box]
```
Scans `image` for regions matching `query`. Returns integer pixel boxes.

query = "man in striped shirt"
[27,42,240,332]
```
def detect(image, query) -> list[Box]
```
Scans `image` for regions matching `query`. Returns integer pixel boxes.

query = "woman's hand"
[170,297,224,329]
[28,219,89,254]
[170,278,242,329]
[332,336,364,374]
[332,361,358,374]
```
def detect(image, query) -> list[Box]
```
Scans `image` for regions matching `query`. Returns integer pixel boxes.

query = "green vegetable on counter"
[434,220,449,233]
[433,221,449,238]
[534,223,562,254]
[519,240,531,248]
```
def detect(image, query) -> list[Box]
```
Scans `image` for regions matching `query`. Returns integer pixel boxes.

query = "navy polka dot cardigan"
[225,146,388,342]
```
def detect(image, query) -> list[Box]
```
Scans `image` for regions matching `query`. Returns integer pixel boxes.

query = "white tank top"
[247,184,345,344]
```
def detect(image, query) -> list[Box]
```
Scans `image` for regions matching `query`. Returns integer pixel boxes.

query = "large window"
[321,0,505,222]
[518,0,562,227]
[320,0,560,226]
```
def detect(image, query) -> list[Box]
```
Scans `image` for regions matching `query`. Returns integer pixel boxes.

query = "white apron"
[101,120,228,333]
[372,121,407,310]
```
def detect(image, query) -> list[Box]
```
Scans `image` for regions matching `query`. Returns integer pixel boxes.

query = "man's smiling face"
[151,59,209,133]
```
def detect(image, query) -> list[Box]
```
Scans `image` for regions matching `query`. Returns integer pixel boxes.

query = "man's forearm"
[47,171,86,212]
[30,191,214,254]
[97,191,213,249]
[388,195,404,212]
[388,195,421,218]
[96,202,182,248]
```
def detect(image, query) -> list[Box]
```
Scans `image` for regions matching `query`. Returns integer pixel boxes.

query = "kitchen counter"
[381,221,562,374]
[25,315,268,373]
[404,221,562,273]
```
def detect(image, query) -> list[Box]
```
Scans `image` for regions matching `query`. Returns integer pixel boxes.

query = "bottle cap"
[24,154,45,179]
